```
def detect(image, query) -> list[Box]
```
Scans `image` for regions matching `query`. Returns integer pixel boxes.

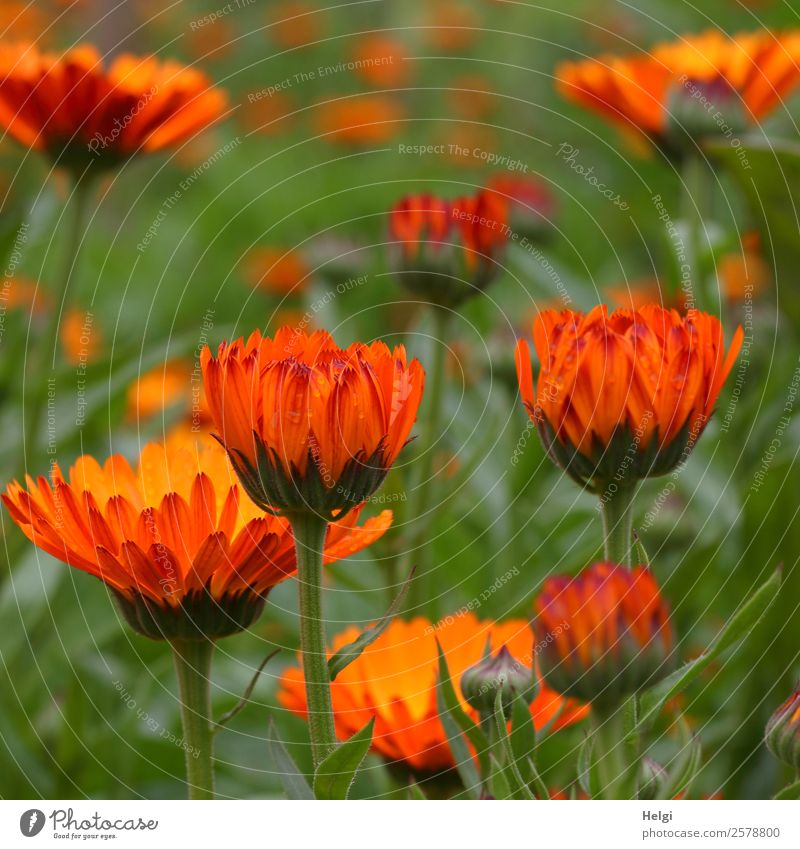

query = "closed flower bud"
[515,305,743,491]
[534,562,675,709]
[388,190,508,308]
[765,688,800,770]
[460,644,534,714]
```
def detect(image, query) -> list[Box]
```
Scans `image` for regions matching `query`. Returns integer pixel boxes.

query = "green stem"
[405,306,450,613]
[681,152,712,312]
[600,485,635,567]
[170,638,216,800]
[291,510,336,768]
[22,174,93,468]
[591,701,628,799]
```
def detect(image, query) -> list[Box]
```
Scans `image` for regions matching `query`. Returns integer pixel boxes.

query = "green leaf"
[638,568,782,730]
[492,692,535,799]
[774,779,800,800]
[509,694,537,784]
[312,718,375,800]
[328,567,416,681]
[435,640,492,781]
[436,677,482,799]
[488,753,514,800]
[267,720,314,800]
[577,733,600,799]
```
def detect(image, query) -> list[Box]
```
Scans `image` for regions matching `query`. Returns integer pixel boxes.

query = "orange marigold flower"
[765,688,800,770]
[423,3,480,52]
[60,308,101,366]
[0,42,227,170]
[350,35,410,87]
[314,95,403,145]
[126,360,196,421]
[535,562,674,708]
[270,1,325,49]
[718,231,769,301]
[2,439,391,640]
[388,190,508,307]
[515,304,744,488]
[556,29,800,151]
[278,612,587,773]
[201,327,424,518]
[449,74,496,120]
[242,246,309,295]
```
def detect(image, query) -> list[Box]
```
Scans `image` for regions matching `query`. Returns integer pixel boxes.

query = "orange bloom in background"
[0,3,49,43]
[350,35,410,87]
[314,96,404,145]
[238,91,294,136]
[388,190,508,307]
[718,231,769,301]
[449,74,496,121]
[556,29,800,145]
[242,246,310,295]
[515,305,744,488]
[486,173,555,238]
[535,562,674,707]
[270,1,325,49]
[2,438,391,640]
[126,360,196,421]
[201,327,424,517]
[186,18,236,63]
[0,43,227,168]
[0,277,51,315]
[279,613,587,772]
[604,278,688,312]
[423,2,480,52]
[60,308,101,366]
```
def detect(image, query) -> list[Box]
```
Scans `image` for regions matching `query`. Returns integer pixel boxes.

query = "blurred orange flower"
[60,308,101,366]
[0,277,50,315]
[279,612,588,772]
[0,43,227,167]
[3,438,391,639]
[201,327,424,517]
[242,246,309,295]
[350,35,410,87]
[126,360,195,421]
[604,278,688,312]
[0,3,48,43]
[270,1,325,49]
[238,91,295,136]
[314,96,403,145]
[449,74,496,120]
[556,29,800,140]
[515,305,743,487]
[718,231,769,301]
[423,3,480,52]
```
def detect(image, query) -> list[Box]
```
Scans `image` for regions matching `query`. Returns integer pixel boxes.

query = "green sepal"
[312,718,375,800]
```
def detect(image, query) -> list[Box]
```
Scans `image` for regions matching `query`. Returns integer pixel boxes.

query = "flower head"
[515,305,743,489]
[765,688,800,770]
[556,29,800,153]
[388,190,508,307]
[460,645,535,714]
[535,562,674,708]
[279,612,587,773]
[201,327,424,518]
[486,174,555,240]
[3,439,391,640]
[0,43,227,170]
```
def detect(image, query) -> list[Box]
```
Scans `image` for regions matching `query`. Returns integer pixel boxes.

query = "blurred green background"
[1,0,799,799]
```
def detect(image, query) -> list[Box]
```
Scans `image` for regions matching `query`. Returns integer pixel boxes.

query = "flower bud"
[765,688,800,770]
[460,645,534,714]
[534,562,675,709]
